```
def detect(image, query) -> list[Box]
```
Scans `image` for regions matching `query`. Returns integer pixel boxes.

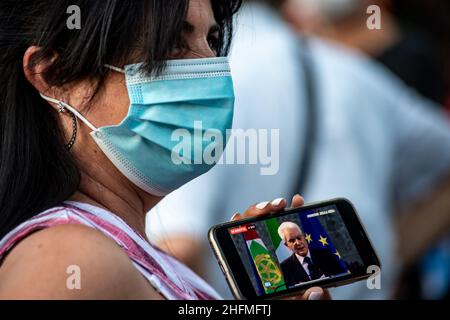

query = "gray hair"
[277,221,303,243]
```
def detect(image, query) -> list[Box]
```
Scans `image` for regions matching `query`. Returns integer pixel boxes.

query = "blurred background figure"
[282,0,450,110]
[147,0,450,299]
[282,0,450,299]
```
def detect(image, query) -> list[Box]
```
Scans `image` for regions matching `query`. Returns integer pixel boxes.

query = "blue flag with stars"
[299,214,349,273]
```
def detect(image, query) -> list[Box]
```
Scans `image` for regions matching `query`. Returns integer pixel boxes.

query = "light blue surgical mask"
[40,57,235,196]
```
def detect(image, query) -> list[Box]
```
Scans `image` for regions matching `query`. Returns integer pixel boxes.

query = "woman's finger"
[285,286,329,300]
[242,198,288,219]
[291,194,305,208]
[230,212,242,221]
[232,194,305,222]
[303,287,324,300]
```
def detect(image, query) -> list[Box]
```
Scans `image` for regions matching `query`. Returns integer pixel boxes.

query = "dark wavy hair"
[0,0,241,239]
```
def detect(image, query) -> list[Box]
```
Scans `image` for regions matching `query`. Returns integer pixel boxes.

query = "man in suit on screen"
[278,222,346,288]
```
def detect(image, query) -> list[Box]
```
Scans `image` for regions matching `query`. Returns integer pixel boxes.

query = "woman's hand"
[231,194,331,301]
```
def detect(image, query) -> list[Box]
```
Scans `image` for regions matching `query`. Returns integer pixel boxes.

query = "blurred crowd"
[283,0,450,110]
[147,0,450,300]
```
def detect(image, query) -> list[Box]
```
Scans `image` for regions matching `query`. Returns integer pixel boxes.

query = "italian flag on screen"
[243,227,285,294]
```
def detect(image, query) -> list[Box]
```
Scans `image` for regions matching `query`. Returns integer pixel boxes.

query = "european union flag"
[299,213,349,274]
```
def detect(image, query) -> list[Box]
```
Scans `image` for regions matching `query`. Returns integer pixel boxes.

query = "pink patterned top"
[0,201,222,300]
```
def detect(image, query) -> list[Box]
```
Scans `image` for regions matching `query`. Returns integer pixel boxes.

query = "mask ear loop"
[40,65,125,148]
[39,93,98,132]
[104,64,126,74]
[40,93,98,150]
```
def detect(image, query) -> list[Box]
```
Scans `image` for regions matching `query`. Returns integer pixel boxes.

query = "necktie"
[303,256,317,280]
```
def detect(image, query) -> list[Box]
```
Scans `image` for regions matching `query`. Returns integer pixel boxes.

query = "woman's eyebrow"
[182,21,220,34]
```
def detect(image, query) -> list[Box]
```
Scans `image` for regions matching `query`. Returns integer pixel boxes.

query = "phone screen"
[226,203,367,296]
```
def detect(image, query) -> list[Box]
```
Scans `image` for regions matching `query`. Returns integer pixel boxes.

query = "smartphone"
[208,198,381,300]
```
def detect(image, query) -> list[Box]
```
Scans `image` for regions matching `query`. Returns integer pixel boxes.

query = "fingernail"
[271,198,285,207]
[256,201,270,210]
[308,291,323,301]
[230,213,239,221]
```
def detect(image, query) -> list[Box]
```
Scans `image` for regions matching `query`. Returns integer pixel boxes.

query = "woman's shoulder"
[0,202,95,261]
[0,219,160,299]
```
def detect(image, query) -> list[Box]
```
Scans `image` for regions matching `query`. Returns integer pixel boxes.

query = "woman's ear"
[22,46,55,95]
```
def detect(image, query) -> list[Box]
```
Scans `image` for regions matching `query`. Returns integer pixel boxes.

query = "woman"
[0,0,325,299]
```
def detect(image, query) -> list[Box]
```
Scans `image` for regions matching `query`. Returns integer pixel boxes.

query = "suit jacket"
[280,248,346,288]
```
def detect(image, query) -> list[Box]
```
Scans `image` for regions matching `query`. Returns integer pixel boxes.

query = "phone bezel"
[208,198,381,300]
